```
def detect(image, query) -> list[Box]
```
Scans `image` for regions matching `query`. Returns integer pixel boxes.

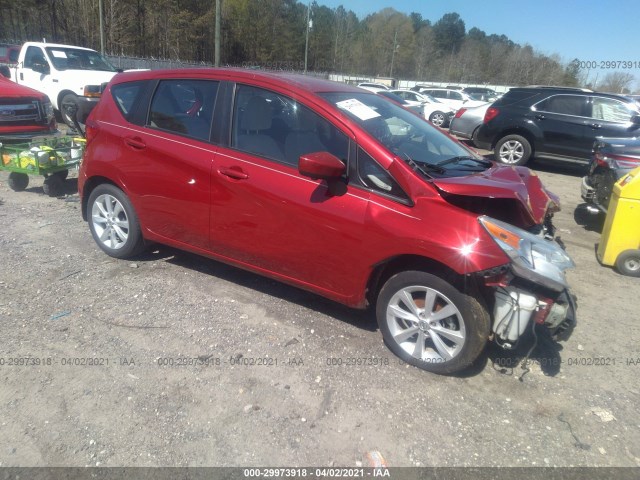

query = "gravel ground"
[0,155,639,468]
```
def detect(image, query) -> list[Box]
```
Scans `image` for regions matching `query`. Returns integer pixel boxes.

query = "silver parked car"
[449,103,491,146]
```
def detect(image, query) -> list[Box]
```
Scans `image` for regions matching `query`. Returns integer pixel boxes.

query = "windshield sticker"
[336,99,380,121]
[50,50,67,58]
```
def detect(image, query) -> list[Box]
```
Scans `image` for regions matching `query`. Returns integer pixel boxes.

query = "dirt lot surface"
[0,154,639,469]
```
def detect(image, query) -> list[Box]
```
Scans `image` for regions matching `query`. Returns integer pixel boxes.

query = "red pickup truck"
[0,74,57,141]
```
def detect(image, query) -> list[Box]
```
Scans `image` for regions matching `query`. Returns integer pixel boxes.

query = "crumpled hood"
[432,165,560,225]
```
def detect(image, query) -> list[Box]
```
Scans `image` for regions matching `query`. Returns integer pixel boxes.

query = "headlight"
[479,216,574,291]
[83,85,102,98]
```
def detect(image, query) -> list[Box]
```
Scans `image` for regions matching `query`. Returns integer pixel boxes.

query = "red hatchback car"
[79,69,576,374]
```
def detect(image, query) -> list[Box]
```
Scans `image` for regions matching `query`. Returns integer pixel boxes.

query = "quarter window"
[149,80,217,141]
[591,97,634,123]
[357,147,407,200]
[112,82,144,120]
[231,85,349,167]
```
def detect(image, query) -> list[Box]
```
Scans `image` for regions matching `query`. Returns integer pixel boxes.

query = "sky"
[319,0,640,88]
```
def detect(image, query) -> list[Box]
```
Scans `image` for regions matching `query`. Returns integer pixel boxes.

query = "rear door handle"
[589,123,602,129]
[124,136,146,149]
[535,114,545,120]
[218,166,249,180]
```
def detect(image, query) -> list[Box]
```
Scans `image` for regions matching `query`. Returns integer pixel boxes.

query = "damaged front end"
[434,165,561,238]
[476,216,576,349]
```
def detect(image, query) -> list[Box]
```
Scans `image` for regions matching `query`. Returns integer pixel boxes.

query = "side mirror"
[299,151,346,180]
[32,61,50,75]
[631,115,640,125]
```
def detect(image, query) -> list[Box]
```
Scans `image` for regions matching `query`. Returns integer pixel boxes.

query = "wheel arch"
[492,128,537,156]
[56,90,77,111]
[81,176,121,221]
[365,254,468,308]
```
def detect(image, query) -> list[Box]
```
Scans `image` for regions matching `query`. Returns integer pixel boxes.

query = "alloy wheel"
[498,140,524,164]
[91,193,130,250]
[386,285,466,363]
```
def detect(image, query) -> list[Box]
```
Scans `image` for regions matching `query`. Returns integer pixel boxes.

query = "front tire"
[376,271,490,374]
[87,184,145,259]
[60,93,80,129]
[494,134,532,166]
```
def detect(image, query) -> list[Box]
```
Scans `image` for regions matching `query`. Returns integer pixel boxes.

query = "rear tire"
[429,111,447,128]
[376,271,490,374]
[494,134,531,166]
[8,172,29,191]
[87,184,146,259]
[616,250,640,277]
[54,169,69,181]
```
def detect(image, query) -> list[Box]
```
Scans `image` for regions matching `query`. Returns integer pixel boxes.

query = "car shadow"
[132,246,378,332]
[460,325,564,379]
[130,247,568,378]
[574,203,606,233]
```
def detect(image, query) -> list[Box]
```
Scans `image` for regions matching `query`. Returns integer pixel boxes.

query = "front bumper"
[0,128,61,143]
[581,176,594,203]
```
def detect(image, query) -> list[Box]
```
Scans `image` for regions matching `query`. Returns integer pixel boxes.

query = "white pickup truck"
[8,42,119,127]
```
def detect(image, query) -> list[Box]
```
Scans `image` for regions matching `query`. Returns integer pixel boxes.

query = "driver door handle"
[535,114,545,120]
[218,166,249,180]
[124,136,146,149]
[589,123,602,129]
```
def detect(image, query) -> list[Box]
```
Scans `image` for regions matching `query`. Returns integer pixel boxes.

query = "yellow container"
[597,166,640,276]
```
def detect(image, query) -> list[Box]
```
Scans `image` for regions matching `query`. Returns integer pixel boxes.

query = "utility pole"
[304,1,311,73]
[389,30,398,78]
[99,0,105,54]
[215,0,221,66]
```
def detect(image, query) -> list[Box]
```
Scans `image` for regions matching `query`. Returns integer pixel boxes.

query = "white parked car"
[357,82,390,92]
[414,87,486,110]
[390,89,456,127]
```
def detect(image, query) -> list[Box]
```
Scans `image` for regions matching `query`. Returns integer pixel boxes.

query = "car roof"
[111,68,365,95]
[24,42,98,52]
[507,86,635,102]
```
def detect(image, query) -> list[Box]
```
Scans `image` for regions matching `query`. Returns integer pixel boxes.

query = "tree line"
[0,0,635,91]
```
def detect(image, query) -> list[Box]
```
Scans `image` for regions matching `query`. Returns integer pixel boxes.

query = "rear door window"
[535,95,588,117]
[148,80,218,141]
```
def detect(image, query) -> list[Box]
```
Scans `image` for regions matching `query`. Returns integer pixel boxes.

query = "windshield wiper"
[402,153,445,177]
[436,155,493,168]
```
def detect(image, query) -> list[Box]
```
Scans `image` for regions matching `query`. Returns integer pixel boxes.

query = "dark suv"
[475,87,640,166]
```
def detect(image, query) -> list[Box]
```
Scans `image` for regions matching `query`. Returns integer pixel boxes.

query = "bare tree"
[598,72,636,94]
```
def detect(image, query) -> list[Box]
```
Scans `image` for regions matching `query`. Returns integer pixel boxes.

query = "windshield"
[321,92,492,178]
[45,47,117,72]
[423,95,442,104]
